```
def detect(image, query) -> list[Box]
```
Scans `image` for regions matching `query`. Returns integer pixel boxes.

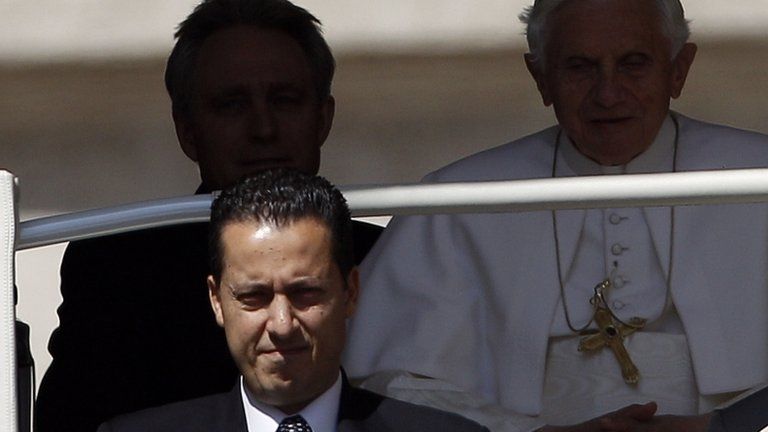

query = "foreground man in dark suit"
[35,1,380,431]
[97,169,488,432]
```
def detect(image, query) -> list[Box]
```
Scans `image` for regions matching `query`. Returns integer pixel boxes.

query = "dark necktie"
[276,415,313,432]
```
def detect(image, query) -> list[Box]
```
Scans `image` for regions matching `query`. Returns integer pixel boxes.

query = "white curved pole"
[1,171,18,432]
[18,195,214,250]
[17,168,768,250]
[342,168,768,215]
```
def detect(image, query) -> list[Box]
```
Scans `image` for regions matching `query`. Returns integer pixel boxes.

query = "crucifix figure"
[577,280,647,385]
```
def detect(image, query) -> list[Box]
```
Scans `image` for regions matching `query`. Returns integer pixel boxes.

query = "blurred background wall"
[3,0,767,387]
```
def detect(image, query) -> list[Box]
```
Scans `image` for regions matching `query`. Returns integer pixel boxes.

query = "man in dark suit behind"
[97,170,488,432]
[34,1,380,431]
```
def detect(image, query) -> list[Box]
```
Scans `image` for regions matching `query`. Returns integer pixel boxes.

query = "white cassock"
[343,113,768,431]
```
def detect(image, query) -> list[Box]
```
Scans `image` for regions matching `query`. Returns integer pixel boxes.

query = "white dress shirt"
[240,373,342,432]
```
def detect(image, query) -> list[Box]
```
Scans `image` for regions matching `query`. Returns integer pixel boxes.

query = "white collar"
[557,115,676,177]
[240,373,342,432]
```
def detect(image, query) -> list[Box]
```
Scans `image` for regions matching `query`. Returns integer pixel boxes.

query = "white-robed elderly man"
[343,0,768,431]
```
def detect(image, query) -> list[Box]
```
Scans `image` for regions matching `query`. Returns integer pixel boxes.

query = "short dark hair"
[165,0,335,116]
[209,169,353,280]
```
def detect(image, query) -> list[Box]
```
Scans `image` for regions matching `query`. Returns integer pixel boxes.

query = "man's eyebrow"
[269,82,307,93]
[226,281,269,296]
[562,55,596,63]
[286,276,325,287]
[619,51,652,60]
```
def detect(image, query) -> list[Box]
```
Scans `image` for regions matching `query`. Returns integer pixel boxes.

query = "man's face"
[526,0,696,165]
[208,218,358,414]
[175,25,334,190]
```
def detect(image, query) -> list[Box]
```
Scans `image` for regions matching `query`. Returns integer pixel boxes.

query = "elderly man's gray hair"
[520,0,691,69]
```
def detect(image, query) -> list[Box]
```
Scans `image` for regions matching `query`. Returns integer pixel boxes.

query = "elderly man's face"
[526,0,696,165]
[175,25,334,190]
[208,218,358,413]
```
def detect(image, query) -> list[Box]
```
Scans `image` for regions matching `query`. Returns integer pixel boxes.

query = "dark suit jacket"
[708,387,768,432]
[97,378,490,432]
[35,219,381,432]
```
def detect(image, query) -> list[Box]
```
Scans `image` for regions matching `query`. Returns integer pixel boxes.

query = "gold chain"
[551,117,679,334]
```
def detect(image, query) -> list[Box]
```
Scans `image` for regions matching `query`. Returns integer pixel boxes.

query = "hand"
[538,402,657,432]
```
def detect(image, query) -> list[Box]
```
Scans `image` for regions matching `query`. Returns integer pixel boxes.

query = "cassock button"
[609,213,623,225]
[611,243,625,255]
[613,276,627,288]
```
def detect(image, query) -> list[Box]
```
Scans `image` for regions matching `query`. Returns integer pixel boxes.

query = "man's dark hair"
[209,169,353,280]
[165,0,335,116]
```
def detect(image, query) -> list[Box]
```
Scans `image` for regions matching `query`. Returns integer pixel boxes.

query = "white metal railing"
[1,172,18,432]
[17,168,768,249]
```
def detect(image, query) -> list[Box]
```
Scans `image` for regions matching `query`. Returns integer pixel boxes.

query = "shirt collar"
[240,373,342,432]
[557,115,676,177]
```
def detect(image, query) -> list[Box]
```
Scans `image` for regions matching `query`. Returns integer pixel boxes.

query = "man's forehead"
[193,25,315,93]
[545,0,669,58]
[200,80,308,100]
[221,217,331,247]
[219,218,336,277]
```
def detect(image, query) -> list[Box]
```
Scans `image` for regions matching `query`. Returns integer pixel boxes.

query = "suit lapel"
[223,384,250,432]
[337,373,385,432]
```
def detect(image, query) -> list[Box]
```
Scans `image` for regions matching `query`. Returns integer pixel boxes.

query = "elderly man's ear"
[670,43,697,99]
[524,53,553,107]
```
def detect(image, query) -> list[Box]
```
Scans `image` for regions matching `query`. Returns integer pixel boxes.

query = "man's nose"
[249,101,278,140]
[592,69,625,108]
[265,295,296,338]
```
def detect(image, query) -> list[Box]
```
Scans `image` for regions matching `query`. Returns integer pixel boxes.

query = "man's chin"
[595,146,648,165]
[245,376,318,413]
[572,136,648,165]
[245,373,299,396]
[241,160,296,174]
[577,131,651,164]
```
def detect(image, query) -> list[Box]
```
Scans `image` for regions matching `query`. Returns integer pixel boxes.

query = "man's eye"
[623,61,646,69]
[270,93,303,107]
[562,61,596,77]
[290,287,324,306]
[214,98,248,114]
[620,55,650,73]
[567,63,590,71]
[235,291,271,308]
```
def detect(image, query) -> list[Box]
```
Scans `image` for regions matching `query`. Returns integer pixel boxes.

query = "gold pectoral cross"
[577,280,646,385]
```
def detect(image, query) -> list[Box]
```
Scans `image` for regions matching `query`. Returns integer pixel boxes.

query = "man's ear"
[208,275,225,328]
[173,109,199,162]
[315,95,335,148]
[525,53,553,106]
[670,43,697,99]
[344,266,359,318]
